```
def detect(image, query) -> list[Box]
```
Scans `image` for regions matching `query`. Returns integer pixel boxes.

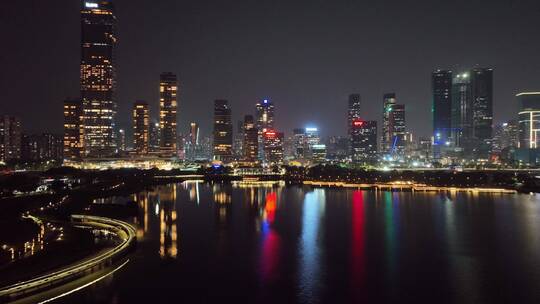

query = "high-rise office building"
[263,129,284,164]
[117,129,126,153]
[255,99,275,160]
[243,115,258,162]
[348,94,361,135]
[389,104,406,156]
[189,122,199,147]
[213,100,233,162]
[382,93,396,153]
[517,92,540,149]
[305,127,320,147]
[471,68,493,142]
[149,121,160,152]
[81,0,117,157]
[493,120,519,160]
[159,72,178,157]
[255,99,275,131]
[0,115,22,162]
[185,122,199,161]
[293,128,307,158]
[382,93,406,156]
[350,119,377,164]
[451,72,473,148]
[432,70,453,146]
[63,99,84,160]
[234,120,244,159]
[133,101,149,155]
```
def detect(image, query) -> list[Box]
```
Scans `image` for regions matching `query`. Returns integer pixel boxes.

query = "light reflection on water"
[299,189,325,303]
[64,183,540,304]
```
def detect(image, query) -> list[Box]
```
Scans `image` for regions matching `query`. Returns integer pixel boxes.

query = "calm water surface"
[60,182,540,303]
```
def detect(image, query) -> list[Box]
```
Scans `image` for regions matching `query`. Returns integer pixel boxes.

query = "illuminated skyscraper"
[80,0,117,157]
[132,101,149,154]
[517,92,540,149]
[255,99,275,160]
[348,94,361,135]
[381,93,406,156]
[185,122,199,161]
[189,122,199,146]
[432,70,452,147]
[243,115,258,162]
[213,100,233,162]
[451,72,473,149]
[63,99,84,160]
[255,99,275,131]
[263,129,284,164]
[350,120,377,164]
[149,121,160,152]
[382,93,396,153]
[293,128,307,158]
[234,120,244,159]
[471,68,493,158]
[0,115,22,162]
[159,72,178,157]
[117,129,126,153]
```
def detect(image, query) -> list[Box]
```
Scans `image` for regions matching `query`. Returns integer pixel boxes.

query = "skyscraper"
[243,115,258,162]
[471,68,493,142]
[234,120,244,159]
[451,72,473,149]
[293,128,307,158]
[189,122,199,147]
[263,129,284,164]
[432,70,452,147]
[159,72,178,157]
[81,0,117,157]
[213,100,233,162]
[517,92,540,149]
[382,93,396,153]
[117,129,126,153]
[381,93,406,157]
[255,99,275,161]
[348,94,361,135]
[132,101,149,155]
[350,119,377,164]
[63,99,84,160]
[0,115,22,162]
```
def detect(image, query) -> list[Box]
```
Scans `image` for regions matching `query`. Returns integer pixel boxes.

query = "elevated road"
[0,215,136,303]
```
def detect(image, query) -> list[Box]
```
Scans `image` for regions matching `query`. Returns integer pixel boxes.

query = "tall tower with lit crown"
[80,0,117,157]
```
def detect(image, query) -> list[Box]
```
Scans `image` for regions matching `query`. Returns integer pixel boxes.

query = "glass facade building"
[81,0,117,157]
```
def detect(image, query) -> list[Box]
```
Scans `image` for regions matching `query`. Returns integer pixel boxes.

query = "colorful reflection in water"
[61,184,540,304]
[351,190,366,300]
[384,192,399,282]
[259,192,281,282]
[299,189,326,302]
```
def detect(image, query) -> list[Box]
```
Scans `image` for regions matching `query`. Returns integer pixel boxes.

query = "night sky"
[1,0,540,139]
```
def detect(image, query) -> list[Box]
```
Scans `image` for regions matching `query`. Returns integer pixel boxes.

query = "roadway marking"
[38,259,130,304]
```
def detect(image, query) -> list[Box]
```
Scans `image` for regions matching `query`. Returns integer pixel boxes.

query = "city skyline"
[2,0,540,138]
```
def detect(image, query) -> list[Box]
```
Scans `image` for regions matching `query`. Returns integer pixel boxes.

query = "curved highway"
[0,215,136,303]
